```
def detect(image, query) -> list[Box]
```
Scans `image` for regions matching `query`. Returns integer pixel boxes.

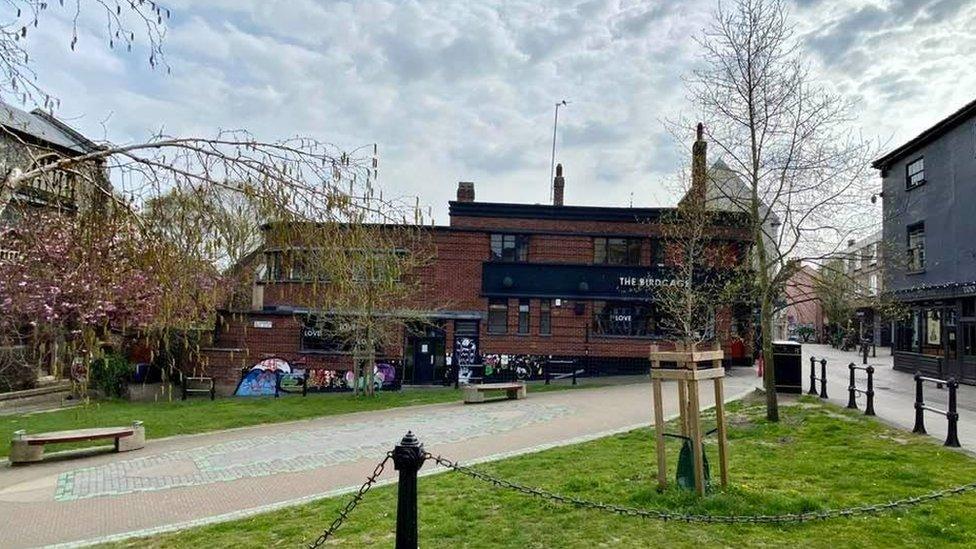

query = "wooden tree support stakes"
[650,342,729,495]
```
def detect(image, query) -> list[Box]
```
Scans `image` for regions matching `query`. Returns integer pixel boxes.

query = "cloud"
[13,0,976,221]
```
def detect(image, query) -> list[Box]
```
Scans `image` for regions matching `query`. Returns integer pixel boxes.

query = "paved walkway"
[0,372,757,548]
[801,344,976,454]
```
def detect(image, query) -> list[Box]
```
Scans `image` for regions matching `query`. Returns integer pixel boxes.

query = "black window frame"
[591,300,660,337]
[594,237,642,266]
[907,222,926,272]
[539,299,552,335]
[487,298,508,334]
[517,299,530,335]
[906,157,925,189]
[490,233,529,262]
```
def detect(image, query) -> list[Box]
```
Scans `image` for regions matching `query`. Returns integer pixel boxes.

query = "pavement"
[0,371,758,548]
[799,344,976,454]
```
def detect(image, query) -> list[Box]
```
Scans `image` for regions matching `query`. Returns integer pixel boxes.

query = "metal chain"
[307,451,393,548]
[426,452,976,524]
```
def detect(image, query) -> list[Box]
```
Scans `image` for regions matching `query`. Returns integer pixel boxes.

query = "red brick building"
[197,139,755,394]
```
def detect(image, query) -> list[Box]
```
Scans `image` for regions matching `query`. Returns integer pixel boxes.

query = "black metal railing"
[913,372,961,448]
[544,359,578,386]
[808,357,828,399]
[846,362,876,416]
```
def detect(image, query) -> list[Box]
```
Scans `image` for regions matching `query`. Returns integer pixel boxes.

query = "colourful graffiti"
[234,357,291,396]
[304,362,402,393]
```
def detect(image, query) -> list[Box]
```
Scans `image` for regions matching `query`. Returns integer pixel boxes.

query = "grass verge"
[0,381,599,459]
[115,395,976,548]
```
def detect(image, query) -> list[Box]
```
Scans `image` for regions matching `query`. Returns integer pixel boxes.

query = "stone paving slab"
[0,372,757,548]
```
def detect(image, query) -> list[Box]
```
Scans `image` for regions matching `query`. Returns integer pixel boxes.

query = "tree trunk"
[760,296,779,422]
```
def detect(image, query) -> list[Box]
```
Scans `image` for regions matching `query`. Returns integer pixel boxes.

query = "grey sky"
[21,0,976,222]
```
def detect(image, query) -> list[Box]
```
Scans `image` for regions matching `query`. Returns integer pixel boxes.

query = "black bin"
[772,340,802,394]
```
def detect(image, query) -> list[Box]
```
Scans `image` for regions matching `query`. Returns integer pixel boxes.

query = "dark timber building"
[873,97,976,383]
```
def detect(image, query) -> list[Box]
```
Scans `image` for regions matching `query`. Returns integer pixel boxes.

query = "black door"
[413,338,436,384]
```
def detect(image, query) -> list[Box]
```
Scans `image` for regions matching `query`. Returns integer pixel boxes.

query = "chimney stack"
[690,122,707,205]
[553,163,565,206]
[457,181,475,202]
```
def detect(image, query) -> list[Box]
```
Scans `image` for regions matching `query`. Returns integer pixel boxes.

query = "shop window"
[488,299,508,334]
[907,223,925,272]
[906,157,925,189]
[517,299,530,335]
[594,237,641,265]
[592,301,659,337]
[963,322,976,357]
[540,299,552,335]
[490,234,529,262]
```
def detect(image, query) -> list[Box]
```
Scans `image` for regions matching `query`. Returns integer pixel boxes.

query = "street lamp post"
[549,100,568,202]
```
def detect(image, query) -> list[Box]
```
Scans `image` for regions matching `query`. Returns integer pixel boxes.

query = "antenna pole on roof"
[549,100,568,203]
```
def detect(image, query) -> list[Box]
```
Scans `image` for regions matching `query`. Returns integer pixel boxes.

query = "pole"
[549,100,566,202]
[393,431,426,549]
[862,340,868,365]
[808,356,818,395]
[946,378,961,447]
[913,372,927,434]
[819,359,829,399]
[545,361,551,385]
[847,363,858,409]
[864,365,876,416]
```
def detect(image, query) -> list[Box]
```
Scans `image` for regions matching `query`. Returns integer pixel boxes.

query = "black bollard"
[862,342,868,365]
[393,431,426,549]
[946,379,961,448]
[847,363,858,410]
[809,356,818,395]
[913,372,927,434]
[572,367,577,386]
[819,359,829,399]
[545,363,551,385]
[864,366,876,416]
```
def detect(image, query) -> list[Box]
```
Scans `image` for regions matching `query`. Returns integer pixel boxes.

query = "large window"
[490,234,529,262]
[907,223,925,272]
[594,237,641,265]
[649,238,666,266]
[540,299,552,335]
[906,157,925,189]
[517,299,530,335]
[488,299,508,334]
[592,301,660,337]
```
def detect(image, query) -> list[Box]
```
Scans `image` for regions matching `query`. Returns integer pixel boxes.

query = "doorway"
[405,323,446,384]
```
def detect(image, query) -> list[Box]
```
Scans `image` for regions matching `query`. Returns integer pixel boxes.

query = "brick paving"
[0,373,756,548]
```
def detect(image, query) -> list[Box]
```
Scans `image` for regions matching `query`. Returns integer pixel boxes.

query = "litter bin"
[772,340,802,394]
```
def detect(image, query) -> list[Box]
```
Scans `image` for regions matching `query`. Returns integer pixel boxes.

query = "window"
[963,298,976,318]
[906,157,925,189]
[517,299,530,334]
[592,301,660,337]
[869,243,879,265]
[963,322,976,357]
[490,234,529,262]
[907,223,925,272]
[649,238,666,266]
[540,299,552,335]
[854,251,862,271]
[487,299,508,334]
[594,237,642,265]
[869,274,878,296]
[266,251,283,281]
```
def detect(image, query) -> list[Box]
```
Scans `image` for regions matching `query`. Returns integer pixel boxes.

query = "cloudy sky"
[21,0,976,222]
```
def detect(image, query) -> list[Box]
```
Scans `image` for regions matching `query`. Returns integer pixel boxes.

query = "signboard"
[482,263,714,300]
[253,320,273,329]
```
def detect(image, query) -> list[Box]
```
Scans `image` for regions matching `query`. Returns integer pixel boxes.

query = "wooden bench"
[463,382,526,404]
[182,376,216,401]
[9,421,145,464]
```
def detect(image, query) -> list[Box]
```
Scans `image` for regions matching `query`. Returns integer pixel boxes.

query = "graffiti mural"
[303,361,402,393]
[454,336,480,384]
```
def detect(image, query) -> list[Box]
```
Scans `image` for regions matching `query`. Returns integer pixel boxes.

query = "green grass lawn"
[0,381,597,459]
[114,395,976,548]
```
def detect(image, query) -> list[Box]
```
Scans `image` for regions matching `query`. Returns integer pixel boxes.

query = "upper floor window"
[906,157,925,189]
[594,237,641,265]
[649,238,666,266]
[517,299,530,335]
[907,223,925,272]
[869,274,878,296]
[539,299,552,335]
[490,234,529,262]
[869,243,879,265]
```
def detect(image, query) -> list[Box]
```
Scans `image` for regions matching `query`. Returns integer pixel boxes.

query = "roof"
[0,102,102,154]
[871,97,976,171]
[449,200,670,223]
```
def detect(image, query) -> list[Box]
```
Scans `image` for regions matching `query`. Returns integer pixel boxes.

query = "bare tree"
[687,0,878,421]
[0,0,168,109]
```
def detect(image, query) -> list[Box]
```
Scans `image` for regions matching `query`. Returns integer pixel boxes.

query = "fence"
[913,373,961,448]
[308,431,976,548]
[846,363,876,416]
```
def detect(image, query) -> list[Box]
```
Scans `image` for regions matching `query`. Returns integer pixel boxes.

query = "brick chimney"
[457,181,475,202]
[553,163,565,206]
[688,122,708,207]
